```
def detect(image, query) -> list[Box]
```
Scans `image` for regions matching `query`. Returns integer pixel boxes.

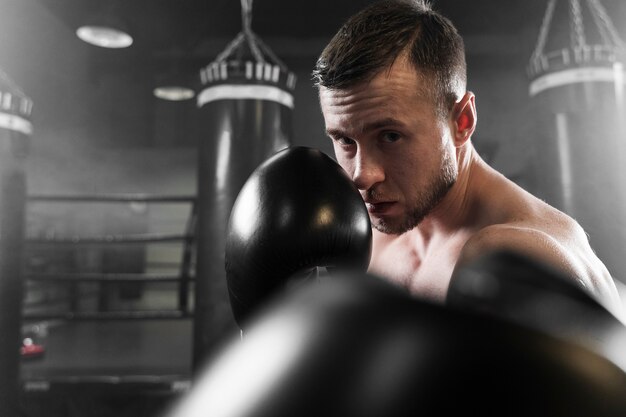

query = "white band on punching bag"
[197,84,294,109]
[0,112,33,135]
[529,66,626,97]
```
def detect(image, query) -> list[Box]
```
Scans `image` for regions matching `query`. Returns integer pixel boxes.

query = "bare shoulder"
[458,220,582,276]
[457,218,622,316]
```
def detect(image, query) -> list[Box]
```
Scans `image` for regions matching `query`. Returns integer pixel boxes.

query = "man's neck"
[419,144,481,235]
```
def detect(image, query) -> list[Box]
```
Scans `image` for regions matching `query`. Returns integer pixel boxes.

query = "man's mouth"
[365,201,396,215]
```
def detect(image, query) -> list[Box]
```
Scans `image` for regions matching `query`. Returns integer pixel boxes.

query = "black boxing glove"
[169,272,626,417]
[225,146,372,328]
[447,250,626,369]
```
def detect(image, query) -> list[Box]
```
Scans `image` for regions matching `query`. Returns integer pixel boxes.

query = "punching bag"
[527,0,626,282]
[193,0,296,369]
[0,69,32,417]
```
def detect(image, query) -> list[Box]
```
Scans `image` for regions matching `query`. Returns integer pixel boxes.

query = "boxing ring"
[19,193,197,415]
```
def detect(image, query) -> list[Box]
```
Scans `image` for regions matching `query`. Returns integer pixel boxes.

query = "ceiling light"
[153,86,195,101]
[76,25,133,49]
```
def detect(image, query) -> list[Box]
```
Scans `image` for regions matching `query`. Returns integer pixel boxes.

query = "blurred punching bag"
[528,0,626,281]
[0,68,32,417]
[193,0,296,368]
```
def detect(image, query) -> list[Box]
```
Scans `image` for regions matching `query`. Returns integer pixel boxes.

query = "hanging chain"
[569,0,587,50]
[587,0,613,47]
[241,0,253,35]
[529,0,625,75]
[214,0,286,66]
[239,0,265,63]
[214,32,245,63]
[531,0,558,62]
[0,66,27,98]
[586,0,625,49]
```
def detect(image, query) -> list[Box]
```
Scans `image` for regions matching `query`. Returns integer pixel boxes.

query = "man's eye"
[336,137,355,146]
[381,132,401,143]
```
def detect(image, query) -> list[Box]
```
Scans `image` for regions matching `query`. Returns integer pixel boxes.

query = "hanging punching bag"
[193,0,296,369]
[0,69,33,417]
[527,0,626,282]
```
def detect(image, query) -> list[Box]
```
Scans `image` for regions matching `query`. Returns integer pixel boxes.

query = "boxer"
[312,0,622,317]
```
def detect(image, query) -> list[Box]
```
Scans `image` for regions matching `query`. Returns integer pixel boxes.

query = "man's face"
[319,57,458,235]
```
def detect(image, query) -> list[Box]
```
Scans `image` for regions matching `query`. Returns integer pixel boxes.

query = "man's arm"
[455,224,623,318]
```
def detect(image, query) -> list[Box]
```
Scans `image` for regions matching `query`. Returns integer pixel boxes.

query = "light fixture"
[153,62,196,101]
[76,25,133,49]
[153,86,195,101]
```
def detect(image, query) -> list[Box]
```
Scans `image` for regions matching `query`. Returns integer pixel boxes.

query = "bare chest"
[368,233,469,303]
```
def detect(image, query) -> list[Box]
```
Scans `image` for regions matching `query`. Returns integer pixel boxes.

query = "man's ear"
[452,92,476,147]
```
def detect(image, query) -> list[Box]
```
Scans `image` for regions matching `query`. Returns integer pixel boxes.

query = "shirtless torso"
[368,153,622,315]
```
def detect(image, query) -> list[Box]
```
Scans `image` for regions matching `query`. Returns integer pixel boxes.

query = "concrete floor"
[19,319,193,417]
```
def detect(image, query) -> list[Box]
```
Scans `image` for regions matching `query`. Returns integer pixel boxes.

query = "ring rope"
[27,193,196,203]
[22,310,192,321]
[26,233,193,245]
[25,272,195,283]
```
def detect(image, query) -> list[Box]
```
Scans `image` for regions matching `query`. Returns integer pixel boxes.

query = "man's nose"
[352,151,384,191]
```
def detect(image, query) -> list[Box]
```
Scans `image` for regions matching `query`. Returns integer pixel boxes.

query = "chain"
[531,0,558,62]
[241,0,253,34]
[0,66,28,98]
[587,0,625,49]
[569,0,587,50]
[240,0,264,63]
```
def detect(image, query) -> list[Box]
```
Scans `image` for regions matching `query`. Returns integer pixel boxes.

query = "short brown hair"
[312,0,466,116]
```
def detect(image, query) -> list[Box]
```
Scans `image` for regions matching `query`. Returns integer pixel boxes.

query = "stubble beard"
[373,148,457,235]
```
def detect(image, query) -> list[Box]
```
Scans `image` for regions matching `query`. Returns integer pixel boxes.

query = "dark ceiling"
[28,0,555,84]
[27,0,626,91]
[33,0,520,53]
[2,0,626,151]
